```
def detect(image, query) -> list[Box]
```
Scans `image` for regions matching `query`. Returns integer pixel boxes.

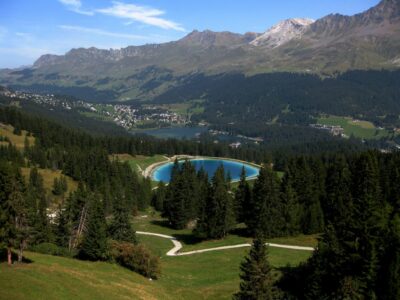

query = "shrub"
[110,241,161,279]
[31,243,73,257]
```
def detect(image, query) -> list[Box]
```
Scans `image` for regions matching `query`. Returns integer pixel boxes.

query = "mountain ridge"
[1,0,399,102]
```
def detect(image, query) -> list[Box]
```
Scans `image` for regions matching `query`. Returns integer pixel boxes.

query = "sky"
[0,0,380,68]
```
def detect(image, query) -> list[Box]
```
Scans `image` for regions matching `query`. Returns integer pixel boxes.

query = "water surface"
[152,158,260,183]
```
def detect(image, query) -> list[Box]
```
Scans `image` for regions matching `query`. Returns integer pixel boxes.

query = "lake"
[131,126,208,139]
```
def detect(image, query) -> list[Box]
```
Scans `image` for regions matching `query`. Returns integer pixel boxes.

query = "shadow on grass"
[230,227,252,238]
[275,264,309,298]
[172,233,203,245]
[150,219,173,229]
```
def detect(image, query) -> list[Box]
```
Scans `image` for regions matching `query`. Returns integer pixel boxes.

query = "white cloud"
[58,0,93,16]
[59,25,150,40]
[96,1,185,32]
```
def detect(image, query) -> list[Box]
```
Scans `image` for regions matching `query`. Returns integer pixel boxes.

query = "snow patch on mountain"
[251,18,315,47]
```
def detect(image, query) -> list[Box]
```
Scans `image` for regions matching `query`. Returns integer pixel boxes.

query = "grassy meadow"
[317,115,390,139]
[1,212,315,300]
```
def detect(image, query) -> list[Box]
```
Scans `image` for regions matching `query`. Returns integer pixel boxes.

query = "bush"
[110,241,161,279]
[31,243,73,257]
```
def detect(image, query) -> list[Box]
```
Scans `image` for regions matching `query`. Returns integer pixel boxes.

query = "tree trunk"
[7,247,12,266]
[18,241,25,263]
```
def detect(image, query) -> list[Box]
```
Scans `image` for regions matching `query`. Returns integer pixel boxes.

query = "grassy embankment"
[109,153,169,174]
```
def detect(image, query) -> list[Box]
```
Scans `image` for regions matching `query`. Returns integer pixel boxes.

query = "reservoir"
[151,158,260,183]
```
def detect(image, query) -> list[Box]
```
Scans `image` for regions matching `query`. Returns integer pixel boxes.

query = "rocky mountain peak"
[250,18,314,47]
[178,29,247,48]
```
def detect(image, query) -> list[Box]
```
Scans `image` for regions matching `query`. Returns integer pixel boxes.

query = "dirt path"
[136,231,315,257]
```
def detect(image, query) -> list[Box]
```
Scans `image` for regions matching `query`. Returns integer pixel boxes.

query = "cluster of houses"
[0,88,187,130]
[310,124,346,137]
[105,104,187,130]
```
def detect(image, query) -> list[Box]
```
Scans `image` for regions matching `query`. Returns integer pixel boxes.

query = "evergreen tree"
[349,153,387,298]
[377,213,400,300]
[26,168,51,245]
[108,189,136,244]
[324,155,352,226]
[52,178,61,195]
[234,234,275,300]
[163,160,200,229]
[0,162,17,265]
[138,177,152,211]
[195,165,235,239]
[234,167,252,223]
[152,181,166,212]
[247,167,282,237]
[280,170,300,236]
[54,205,70,248]
[11,175,29,263]
[78,194,108,261]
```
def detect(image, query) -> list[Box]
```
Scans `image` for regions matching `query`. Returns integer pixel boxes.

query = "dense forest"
[153,70,400,137]
[154,150,400,298]
[0,106,399,298]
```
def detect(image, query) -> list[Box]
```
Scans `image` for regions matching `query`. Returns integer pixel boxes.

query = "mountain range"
[0,0,399,102]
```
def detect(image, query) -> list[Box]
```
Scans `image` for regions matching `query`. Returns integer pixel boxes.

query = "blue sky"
[0,0,380,68]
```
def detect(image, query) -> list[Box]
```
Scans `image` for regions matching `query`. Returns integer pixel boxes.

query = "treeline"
[154,155,335,239]
[152,160,312,241]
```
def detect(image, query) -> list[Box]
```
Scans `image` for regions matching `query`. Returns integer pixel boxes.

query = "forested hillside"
[154,70,400,133]
[0,106,399,298]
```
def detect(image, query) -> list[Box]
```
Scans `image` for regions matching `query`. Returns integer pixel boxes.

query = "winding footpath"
[136,231,315,257]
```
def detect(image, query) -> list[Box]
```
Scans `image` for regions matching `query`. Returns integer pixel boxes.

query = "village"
[0,89,187,130]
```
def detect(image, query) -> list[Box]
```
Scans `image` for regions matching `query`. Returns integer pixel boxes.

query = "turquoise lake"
[152,159,260,183]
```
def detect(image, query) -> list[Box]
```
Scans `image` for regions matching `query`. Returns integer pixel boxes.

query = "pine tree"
[163,160,199,229]
[234,234,275,300]
[195,165,235,239]
[27,168,51,244]
[247,167,282,238]
[0,162,18,265]
[108,189,136,244]
[78,194,108,261]
[234,167,252,223]
[350,152,387,298]
[324,155,352,226]
[52,177,61,195]
[11,175,29,263]
[280,170,300,236]
[377,213,400,300]
[54,205,70,248]
[138,177,152,211]
[152,181,166,212]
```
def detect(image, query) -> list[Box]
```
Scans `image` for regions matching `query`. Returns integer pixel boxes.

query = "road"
[136,231,315,257]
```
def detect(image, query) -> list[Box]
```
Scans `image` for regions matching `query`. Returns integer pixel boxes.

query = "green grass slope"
[0,252,169,300]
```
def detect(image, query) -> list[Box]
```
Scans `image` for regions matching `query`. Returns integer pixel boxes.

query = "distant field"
[317,115,390,139]
[161,100,205,117]
[0,124,35,149]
